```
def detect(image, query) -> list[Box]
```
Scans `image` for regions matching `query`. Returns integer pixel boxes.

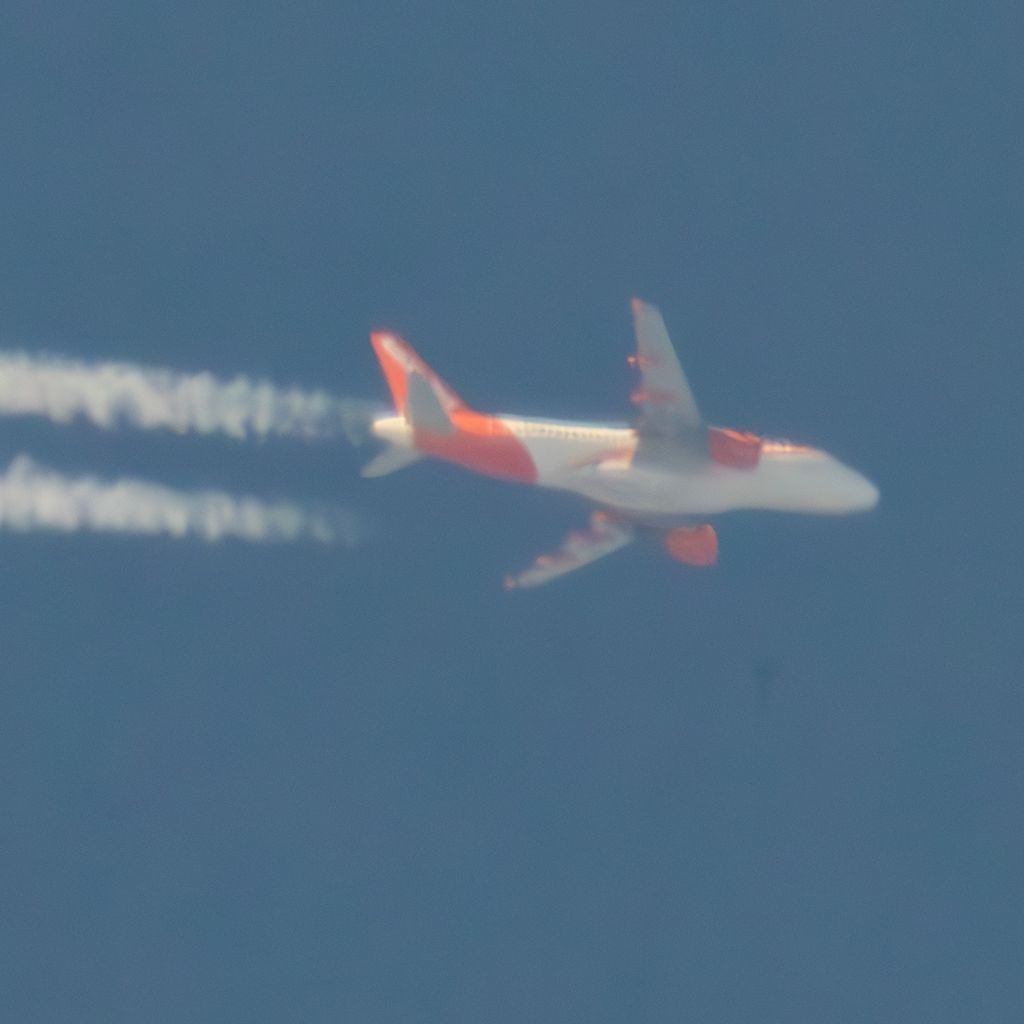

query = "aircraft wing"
[504,512,633,589]
[630,298,702,436]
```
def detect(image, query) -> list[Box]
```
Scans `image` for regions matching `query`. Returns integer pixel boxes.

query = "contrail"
[0,455,356,544]
[0,351,375,442]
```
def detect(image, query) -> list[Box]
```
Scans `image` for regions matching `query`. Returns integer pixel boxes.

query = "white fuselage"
[372,412,879,522]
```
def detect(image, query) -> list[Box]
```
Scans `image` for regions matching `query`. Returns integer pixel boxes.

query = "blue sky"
[0,3,1021,1021]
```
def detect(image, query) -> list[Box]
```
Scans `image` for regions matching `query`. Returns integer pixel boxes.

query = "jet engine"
[707,427,761,468]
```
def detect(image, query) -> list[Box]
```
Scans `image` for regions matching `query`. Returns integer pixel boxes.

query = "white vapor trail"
[0,455,356,545]
[0,351,374,442]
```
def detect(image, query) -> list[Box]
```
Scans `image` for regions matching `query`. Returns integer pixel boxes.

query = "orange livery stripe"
[414,411,537,483]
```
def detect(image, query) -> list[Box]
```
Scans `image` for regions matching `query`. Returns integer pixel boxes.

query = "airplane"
[363,299,878,588]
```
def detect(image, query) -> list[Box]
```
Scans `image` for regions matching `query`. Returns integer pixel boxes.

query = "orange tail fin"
[370,332,464,417]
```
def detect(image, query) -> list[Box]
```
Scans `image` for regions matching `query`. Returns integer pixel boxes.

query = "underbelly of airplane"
[555,463,745,517]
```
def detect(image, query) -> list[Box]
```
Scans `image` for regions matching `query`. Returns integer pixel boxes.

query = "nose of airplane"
[843,466,880,511]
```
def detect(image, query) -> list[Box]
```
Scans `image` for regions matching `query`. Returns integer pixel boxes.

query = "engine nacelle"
[664,524,718,566]
[708,427,762,469]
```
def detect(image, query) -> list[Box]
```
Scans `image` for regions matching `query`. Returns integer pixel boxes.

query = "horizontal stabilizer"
[361,445,424,478]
